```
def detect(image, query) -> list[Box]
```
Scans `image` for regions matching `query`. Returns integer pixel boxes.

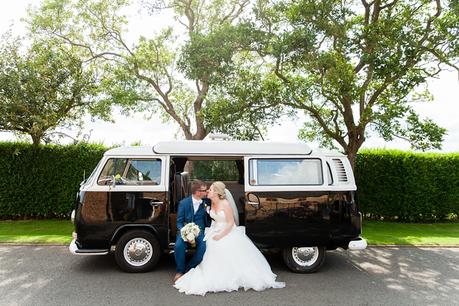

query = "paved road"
[0,246,458,306]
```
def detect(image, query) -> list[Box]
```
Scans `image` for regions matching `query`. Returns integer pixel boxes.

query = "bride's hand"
[213,234,222,241]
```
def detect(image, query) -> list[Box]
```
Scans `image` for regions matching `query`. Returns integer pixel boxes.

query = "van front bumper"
[69,238,109,256]
[348,237,367,250]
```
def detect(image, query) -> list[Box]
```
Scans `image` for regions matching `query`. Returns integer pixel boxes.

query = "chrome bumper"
[69,238,109,256]
[348,237,368,250]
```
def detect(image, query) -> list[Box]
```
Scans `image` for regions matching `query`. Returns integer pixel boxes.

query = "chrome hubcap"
[292,247,319,267]
[123,238,153,267]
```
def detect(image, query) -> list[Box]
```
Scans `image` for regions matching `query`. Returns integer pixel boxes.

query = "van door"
[243,156,330,248]
[80,156,169,249]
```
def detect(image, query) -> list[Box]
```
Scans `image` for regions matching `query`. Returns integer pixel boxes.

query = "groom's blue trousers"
[174,232,206,274]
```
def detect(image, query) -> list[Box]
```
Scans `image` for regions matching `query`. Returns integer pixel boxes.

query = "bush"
[0,143,458,222]
[0,142,105,219]
[355,149,459,222]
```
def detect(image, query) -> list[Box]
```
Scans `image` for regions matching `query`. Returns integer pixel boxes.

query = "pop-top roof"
[153,140,312,155]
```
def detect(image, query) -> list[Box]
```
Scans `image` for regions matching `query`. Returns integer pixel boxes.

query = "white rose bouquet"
[180,222,201,246]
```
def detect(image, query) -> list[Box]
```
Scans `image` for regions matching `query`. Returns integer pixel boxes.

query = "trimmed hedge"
[355,149,459,222]
[0,142,105,218]
[0,143,458,222]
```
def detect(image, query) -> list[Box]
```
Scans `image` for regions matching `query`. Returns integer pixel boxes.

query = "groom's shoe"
[173,273,183,283]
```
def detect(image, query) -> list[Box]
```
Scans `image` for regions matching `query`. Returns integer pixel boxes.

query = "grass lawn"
[0,220,73,245]
[0,219,458,246]
[362,220,459,245]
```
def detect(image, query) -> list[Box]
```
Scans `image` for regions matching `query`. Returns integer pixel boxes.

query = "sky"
[0,0,458,152]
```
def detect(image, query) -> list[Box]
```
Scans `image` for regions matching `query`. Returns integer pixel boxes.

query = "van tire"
[282,246,326,273]
[115,230,161,273]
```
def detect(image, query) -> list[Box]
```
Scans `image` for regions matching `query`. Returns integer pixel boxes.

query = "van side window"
[125,159,161,185]
[98,158,128,185]
[97,158,162,185]
[190,160,239,181]
[249,158,323,185]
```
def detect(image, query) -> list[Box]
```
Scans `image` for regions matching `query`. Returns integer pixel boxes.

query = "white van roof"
[105,146,154,156]
[152,140,312,155]
[102,141,348,157]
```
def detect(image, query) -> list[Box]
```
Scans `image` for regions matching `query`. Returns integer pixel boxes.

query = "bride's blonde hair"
[211,181,226,200]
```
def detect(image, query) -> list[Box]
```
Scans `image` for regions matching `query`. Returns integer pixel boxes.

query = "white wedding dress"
[174,209,285,296]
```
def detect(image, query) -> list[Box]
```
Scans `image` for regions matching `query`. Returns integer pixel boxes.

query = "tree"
[0,36,99,146]
[28,0,280,141]
[253,0,458,167]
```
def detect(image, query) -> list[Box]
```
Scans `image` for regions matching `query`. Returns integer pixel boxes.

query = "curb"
[367,244,459,248]
[0,243,68,246]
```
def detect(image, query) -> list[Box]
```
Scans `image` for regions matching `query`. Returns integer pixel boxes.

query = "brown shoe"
[173,273,183,283]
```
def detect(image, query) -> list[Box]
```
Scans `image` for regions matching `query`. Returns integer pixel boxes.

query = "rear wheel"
[115,230,161,273]
[282,246,326,273]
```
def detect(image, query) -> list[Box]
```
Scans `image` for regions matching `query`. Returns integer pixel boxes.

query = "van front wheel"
[115,230,161,273]
[282,246,325,273]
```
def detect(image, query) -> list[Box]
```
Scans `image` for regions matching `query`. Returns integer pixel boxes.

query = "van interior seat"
[175,171,190,203]
[170,171,190,239]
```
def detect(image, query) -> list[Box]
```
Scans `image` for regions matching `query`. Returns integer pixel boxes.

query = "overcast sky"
[1,0,458,152]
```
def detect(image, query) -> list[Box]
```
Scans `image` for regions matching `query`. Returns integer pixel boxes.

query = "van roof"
[105,140,345,157]
[103,141,348,157]
[105,146,154,156]
[153,140,312,155]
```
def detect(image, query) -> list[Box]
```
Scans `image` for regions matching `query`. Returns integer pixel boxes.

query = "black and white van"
[70,140,367,273]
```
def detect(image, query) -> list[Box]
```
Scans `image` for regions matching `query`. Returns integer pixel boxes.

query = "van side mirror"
[111,175,116,188]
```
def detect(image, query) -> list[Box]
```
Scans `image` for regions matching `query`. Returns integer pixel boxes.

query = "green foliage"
[251,0,458,165]
[362,221,459,245]
[191,160,240,181]
[1,142,457,223]
[0,142,105,218]
[203,69,287,140]
[0,220,73,244]
[0,34,100,146]
[27,0,278,141]
[355,150,459,222]
[179,22,263,84]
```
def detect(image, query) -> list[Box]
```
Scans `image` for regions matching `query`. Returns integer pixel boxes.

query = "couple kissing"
[173,180,285,296]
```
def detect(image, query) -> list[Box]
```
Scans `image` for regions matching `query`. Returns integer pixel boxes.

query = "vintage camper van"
[69,140,367,273]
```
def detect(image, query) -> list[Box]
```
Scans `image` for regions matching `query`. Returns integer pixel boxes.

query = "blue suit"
[174,196,210,274]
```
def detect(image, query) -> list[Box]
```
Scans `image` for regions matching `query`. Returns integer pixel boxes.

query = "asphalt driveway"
[0,246,458,306]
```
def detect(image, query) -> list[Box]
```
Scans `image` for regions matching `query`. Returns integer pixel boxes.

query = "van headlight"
[71,209,75,224]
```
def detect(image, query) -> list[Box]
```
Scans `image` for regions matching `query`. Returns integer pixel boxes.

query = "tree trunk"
[345,138,363,170]
[346,149,357,170]
[30,133,42,147]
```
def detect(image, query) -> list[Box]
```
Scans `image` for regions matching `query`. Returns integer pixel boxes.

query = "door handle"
[150,201,164,207]
[247,201,260,209]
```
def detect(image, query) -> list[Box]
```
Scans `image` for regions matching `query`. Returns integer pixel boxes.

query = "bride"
[174,181,285,295]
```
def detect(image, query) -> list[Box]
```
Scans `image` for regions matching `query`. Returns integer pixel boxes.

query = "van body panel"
[71,142,365,273]
[76,191,168,249]
[74,155,170,250]
[244,191,331,248]
[243,191,361,249]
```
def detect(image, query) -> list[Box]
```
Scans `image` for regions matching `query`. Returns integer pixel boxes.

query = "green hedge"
[0,143,458,221]
[355,149,459,222]
[0,142,105,219]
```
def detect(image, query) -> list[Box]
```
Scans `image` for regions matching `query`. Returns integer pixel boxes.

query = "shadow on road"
[0,246,458,305]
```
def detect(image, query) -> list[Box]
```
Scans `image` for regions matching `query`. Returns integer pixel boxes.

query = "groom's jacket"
[176,196,211,232]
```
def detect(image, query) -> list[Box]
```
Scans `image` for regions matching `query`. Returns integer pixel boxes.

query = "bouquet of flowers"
[180,222,200,246]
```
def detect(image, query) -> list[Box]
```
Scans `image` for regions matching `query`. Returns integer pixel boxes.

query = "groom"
[174,180,210,282]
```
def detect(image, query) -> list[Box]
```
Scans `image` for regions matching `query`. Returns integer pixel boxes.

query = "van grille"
[332,159,348,182]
